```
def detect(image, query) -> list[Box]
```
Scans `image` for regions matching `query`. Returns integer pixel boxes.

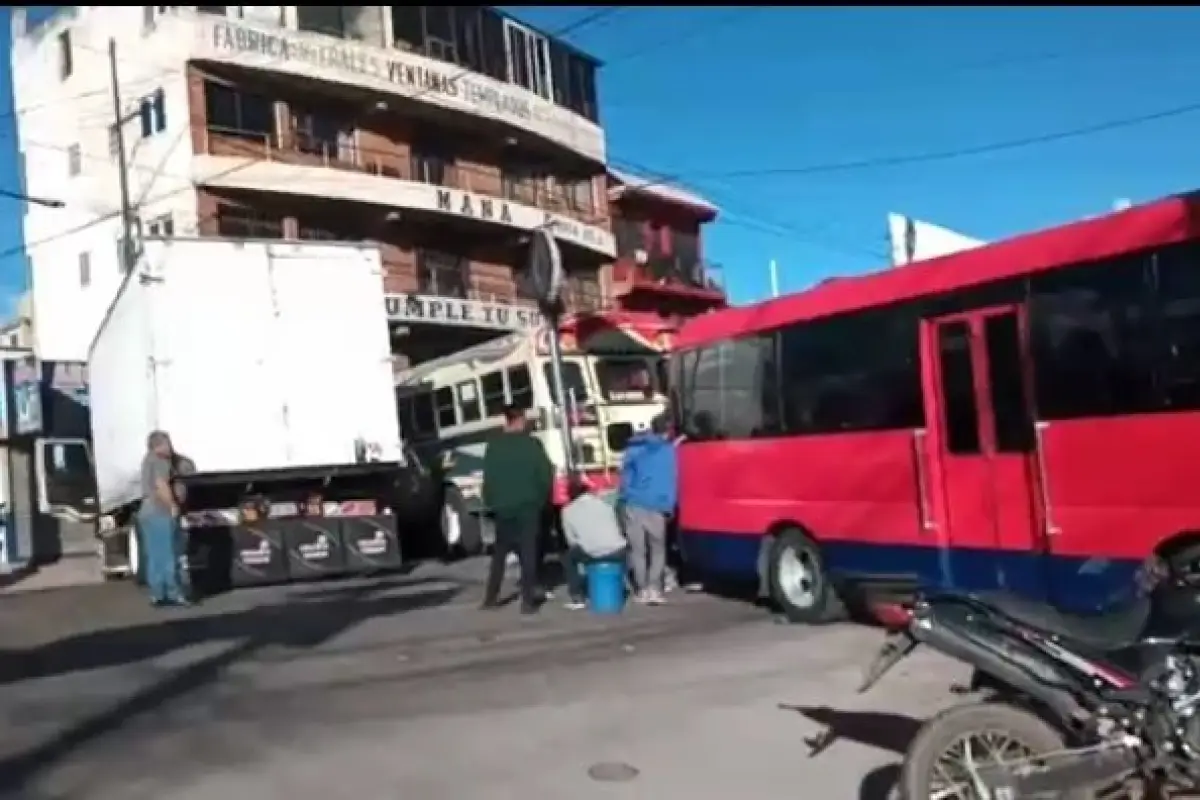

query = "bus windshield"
[594,356,665,403]
[542,360,591,406]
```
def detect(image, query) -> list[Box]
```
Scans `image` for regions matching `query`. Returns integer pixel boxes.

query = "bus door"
[921,305,1044,594]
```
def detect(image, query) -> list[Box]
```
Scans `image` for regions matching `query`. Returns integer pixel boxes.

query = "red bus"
[670,193,1200,622]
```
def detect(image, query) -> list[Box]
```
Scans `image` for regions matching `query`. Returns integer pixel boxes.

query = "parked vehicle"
[852,563,1200,799]
[91,237,415,589]
[670,191,1200,622]
[395,311,673,556]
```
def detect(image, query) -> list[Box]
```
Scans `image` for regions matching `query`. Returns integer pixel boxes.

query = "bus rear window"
[595,357,660,403]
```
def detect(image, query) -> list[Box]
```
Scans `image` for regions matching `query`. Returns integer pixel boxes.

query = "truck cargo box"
[89,237,403,514]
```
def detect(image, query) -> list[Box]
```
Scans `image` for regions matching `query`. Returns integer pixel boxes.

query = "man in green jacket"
[481,404,554,614]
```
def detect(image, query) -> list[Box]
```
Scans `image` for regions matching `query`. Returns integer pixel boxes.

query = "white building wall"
[13,7,198,362]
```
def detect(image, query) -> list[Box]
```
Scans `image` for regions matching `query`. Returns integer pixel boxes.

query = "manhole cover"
[588,762,640,782]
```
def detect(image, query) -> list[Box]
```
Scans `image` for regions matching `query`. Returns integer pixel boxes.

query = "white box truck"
[91,237,417,589]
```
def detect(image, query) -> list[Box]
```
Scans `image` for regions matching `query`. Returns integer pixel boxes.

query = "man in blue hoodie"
[619,413,677,605]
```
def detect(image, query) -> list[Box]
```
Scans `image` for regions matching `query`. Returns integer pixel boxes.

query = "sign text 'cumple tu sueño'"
[208,21,540,125]
[385,295,543,332]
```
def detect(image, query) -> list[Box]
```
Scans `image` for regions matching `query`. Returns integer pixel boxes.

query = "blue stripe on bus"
[678,529,1142,614]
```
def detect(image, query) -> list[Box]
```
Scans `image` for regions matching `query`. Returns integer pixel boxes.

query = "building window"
[564,178,594,214]
[503,19,553,100]
[410,142,452,185]
[215,204,284,239]
[297,7,349,38]
[291,109,356,162]
[551,45,599,122]
[146,214,174,237]
[417,250,468,298]
[57,31,73,80]
[78,251,91,288]
[139,89,167,138]
[204,81,276,143]
[67,144,82,176]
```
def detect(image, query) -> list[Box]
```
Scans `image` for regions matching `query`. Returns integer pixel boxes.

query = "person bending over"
[559,479,628,610]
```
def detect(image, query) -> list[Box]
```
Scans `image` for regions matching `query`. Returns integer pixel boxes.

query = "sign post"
[525,225,572,476]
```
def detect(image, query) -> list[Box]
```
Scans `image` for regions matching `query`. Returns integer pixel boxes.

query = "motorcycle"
[851,559,1200,799]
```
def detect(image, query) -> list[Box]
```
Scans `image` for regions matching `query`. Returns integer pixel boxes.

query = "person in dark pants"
[171,453,196,600]
[480,405,554,614]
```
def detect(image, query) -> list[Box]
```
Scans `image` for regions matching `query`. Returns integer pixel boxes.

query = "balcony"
[612,254,727,304]
[195,127,615,257]
[173,8,605,160]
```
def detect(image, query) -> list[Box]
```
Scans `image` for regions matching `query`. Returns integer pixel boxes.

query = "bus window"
[542,360,590,405]
[595,357,657,403]
[507,365,533,409]
[434,387,458,429]
[37,439,96,512]
[481,372,506,416]
[457,380,482,423]
[412,392,436,434]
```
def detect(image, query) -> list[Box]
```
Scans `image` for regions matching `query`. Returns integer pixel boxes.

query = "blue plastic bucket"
[587,561,626,614]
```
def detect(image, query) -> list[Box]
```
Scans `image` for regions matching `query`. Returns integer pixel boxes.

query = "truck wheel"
[127,525,146,586]
[442,486,482,558]
[767,528,844,624]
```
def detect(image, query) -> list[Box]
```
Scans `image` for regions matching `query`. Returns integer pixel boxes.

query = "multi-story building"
[606,168,726,320]
[12,6,615,364]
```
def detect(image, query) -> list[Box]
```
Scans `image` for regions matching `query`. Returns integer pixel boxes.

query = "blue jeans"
[141,512,183,602]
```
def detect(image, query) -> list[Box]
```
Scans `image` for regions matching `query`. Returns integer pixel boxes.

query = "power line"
[609,155,886,261]
[690,98,1200,180]
[600,8,764,67]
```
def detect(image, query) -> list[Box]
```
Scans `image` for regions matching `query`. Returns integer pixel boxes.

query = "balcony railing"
[612,254,726,298]
[201,127,608,229]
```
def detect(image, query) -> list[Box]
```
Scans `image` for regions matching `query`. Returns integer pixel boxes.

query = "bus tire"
[442,486,483,559]
[767,528,844,624]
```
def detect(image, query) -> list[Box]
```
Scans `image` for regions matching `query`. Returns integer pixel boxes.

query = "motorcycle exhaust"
[979,744,1138,796]
[915,618,1087,724]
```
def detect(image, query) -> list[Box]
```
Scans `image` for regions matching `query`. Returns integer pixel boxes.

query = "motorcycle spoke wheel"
[929,730,1036,799]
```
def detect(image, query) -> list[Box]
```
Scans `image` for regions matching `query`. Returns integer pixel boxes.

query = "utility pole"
[768,259,780,299]
[108,37,138,272]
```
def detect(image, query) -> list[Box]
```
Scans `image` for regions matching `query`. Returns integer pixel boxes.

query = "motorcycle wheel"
[900,702,1092,800]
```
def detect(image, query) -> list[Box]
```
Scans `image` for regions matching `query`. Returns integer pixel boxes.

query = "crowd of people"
[480,405,679,615]
[134,406,682,615]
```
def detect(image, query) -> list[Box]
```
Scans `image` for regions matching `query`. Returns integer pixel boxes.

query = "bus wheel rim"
[778,546,818,608]
[441,503,461,546]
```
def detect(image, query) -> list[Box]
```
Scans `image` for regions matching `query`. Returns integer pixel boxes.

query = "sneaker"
[647,590,666,606]
[632,589,651,604]
[564,599,586,611]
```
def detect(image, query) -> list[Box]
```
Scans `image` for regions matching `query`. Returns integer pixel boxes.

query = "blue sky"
[5,7,1200,308]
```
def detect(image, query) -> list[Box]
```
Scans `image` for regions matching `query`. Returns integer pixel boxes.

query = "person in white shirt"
[559,479,628,610]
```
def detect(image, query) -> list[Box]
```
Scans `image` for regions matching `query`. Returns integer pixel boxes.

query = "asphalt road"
[0,558,968,800]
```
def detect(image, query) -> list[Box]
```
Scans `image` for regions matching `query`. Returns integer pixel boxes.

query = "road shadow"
[0,576,461,796]
[779,704,921,800]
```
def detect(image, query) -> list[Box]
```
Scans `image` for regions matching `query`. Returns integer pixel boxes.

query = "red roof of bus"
[677,192,1200,349]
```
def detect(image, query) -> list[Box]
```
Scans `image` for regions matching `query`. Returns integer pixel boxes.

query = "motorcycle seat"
[972,591,1149,651]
